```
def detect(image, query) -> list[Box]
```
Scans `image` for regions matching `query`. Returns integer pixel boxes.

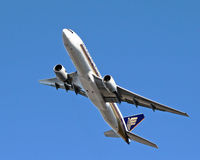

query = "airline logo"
[127,117,138,131]
[124,114,144,131]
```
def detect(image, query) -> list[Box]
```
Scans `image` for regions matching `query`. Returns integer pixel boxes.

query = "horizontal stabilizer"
[124,114,144,131]
[127,132,158,149]
[104,130,119,138]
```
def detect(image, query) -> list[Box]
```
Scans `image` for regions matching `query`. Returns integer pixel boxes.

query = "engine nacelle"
[53,64,68,82]
[103,75,117,93]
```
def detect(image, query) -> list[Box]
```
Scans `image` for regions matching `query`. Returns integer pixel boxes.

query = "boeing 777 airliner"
[39,29,189,148]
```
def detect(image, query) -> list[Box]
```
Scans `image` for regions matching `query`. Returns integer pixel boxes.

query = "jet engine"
[103,75,117,93]
[53,64,68,82]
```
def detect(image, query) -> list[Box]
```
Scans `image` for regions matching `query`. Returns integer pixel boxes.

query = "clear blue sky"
[0,0,199,159]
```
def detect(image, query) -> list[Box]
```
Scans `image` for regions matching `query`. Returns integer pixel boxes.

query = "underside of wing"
[39,72,87,97]
[93,74,188,117]
[117,86,189,117]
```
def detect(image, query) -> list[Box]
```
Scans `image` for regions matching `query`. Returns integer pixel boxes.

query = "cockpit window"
[68,29,73,33]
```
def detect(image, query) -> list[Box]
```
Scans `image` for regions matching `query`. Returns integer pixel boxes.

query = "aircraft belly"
[78,74,119,130]
[65,44,91,75]
[78,73,130,141]
[99,103,119,131]
[79,73,105,109]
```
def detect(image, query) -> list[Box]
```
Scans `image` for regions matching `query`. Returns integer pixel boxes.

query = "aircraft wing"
[93,75,189,117]
[39,72,87,97]
[117,86,188,117]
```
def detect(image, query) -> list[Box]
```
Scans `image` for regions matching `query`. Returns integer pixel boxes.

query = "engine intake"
[54,64,63,72]
[103,75,117,93]
[54,64,68,82]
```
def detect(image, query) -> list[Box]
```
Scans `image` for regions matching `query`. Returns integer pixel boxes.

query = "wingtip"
[38,79,47,85]
[184,113,189,117]
[150,143,158,149]
[154,144,159,149]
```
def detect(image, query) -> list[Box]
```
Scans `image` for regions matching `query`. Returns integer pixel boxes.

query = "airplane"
[39,29,189,149]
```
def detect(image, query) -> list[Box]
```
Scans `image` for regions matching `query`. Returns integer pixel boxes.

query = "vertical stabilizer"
[124,114,144,132]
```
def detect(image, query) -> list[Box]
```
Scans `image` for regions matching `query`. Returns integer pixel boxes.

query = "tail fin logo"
[124,114,144,132]
[127,117,138,131]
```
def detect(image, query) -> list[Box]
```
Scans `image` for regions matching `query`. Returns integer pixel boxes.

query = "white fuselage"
[62,29,129,143]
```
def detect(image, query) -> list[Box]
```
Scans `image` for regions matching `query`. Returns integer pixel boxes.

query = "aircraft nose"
[62,29,73,45]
